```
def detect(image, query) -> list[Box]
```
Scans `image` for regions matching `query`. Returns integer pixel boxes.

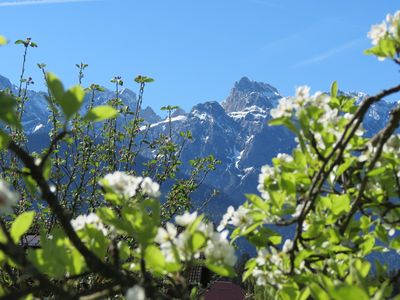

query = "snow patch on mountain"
[229,106,269,121]
[140,115,187,131]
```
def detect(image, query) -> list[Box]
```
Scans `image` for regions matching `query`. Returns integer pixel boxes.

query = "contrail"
[293,38,363,68]
[0,0,98,7]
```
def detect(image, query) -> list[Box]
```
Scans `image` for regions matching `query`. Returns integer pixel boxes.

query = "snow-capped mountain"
[0,74,398,214]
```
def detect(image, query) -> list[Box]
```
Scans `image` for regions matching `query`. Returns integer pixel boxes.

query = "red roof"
[204,281,245,300]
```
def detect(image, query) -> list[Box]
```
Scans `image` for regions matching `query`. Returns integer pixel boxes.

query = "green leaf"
[61,85,85,119]
[360,235,375,255]
[84,105,118,122]
[47,73,85,119]
[269,117,287,126]
[367,166,386,177]
[248,227,281,247]
[205,263,236,277]
[0,93,21,128]
[11,211,35,243]
[97,207,132,234]
[309,283,330,300]
[331,81,338,98]
[269,117,298,134]
[46,73,65,104]
[144,245,165,273]
[246,194,269,211]
[281,173,296,195]
[298,287,311,300]
[331,194,350,215]
[331,285,369,300]
[0,130,10,150]
[242,259,256,281]
[365,37,396,59]
[279,284,300,300]
[189,232,206,251]
[336,157,355,178]
[42,158,52,180]
[29,228,85,278]
[134,75,154,83]
[190,287,198,300]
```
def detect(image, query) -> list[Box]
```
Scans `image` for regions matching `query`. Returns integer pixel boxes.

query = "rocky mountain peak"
[222,77,282,113]
[171,107,187,118]
[234,76,278,94]
[140,106,162,123]
[191,101,225,116]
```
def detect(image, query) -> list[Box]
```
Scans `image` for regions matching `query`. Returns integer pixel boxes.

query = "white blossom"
[386,11,400,36]
[126,285,145,300]
[367,11,400,61]
[270,98,294,119]
[253,268,269,286]
[204,230,237,267]
[217,206,235,232]
[71,213,108,235]
[257,165,274,200]
[295,85,310,99]
[159,243,177,263]
[255,248,268,265]
[174,230,193,260]
[0,180,19,214]
[101,171,143,198]
[277,153,294,164]
[321,241,330,248]
[358,143,377,162]
[198,221,214,238]
[217,205,253,231]
[319,108,339,125]
[292,201,309,218]
[302,220,310,231]
[140,177,161,198]
[230,206,253,228]
[282,239,293,253]
[155,222,177,244]
[175,211,197,227]
[368,22,388,45]
[34,157,42,166]
[314,132,326,150]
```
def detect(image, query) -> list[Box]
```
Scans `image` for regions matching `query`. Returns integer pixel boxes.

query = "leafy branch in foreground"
[218,10,400,300]
[0,35,224,299]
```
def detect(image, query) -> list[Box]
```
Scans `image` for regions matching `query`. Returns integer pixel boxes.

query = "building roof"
[204,281,245,300]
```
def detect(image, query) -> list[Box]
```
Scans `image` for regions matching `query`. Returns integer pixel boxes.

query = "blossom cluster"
[251,239,301,287]
[271,86,366,157]
[257,165,275,200]
[270,87,336,131]
[155,211,237,268]
[71,212,108,235]
[217,205,253,232]
[270,86,313,119]
[101,171,160,199]
[368,11,400,46]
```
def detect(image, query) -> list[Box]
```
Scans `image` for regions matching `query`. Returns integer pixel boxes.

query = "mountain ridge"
[1,74,398,211]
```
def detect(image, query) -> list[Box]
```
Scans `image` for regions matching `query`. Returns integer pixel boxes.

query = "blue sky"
[0,0,399,112]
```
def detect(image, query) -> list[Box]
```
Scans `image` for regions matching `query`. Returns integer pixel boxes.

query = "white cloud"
[0,0,98,7]
[293,38,363,68]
